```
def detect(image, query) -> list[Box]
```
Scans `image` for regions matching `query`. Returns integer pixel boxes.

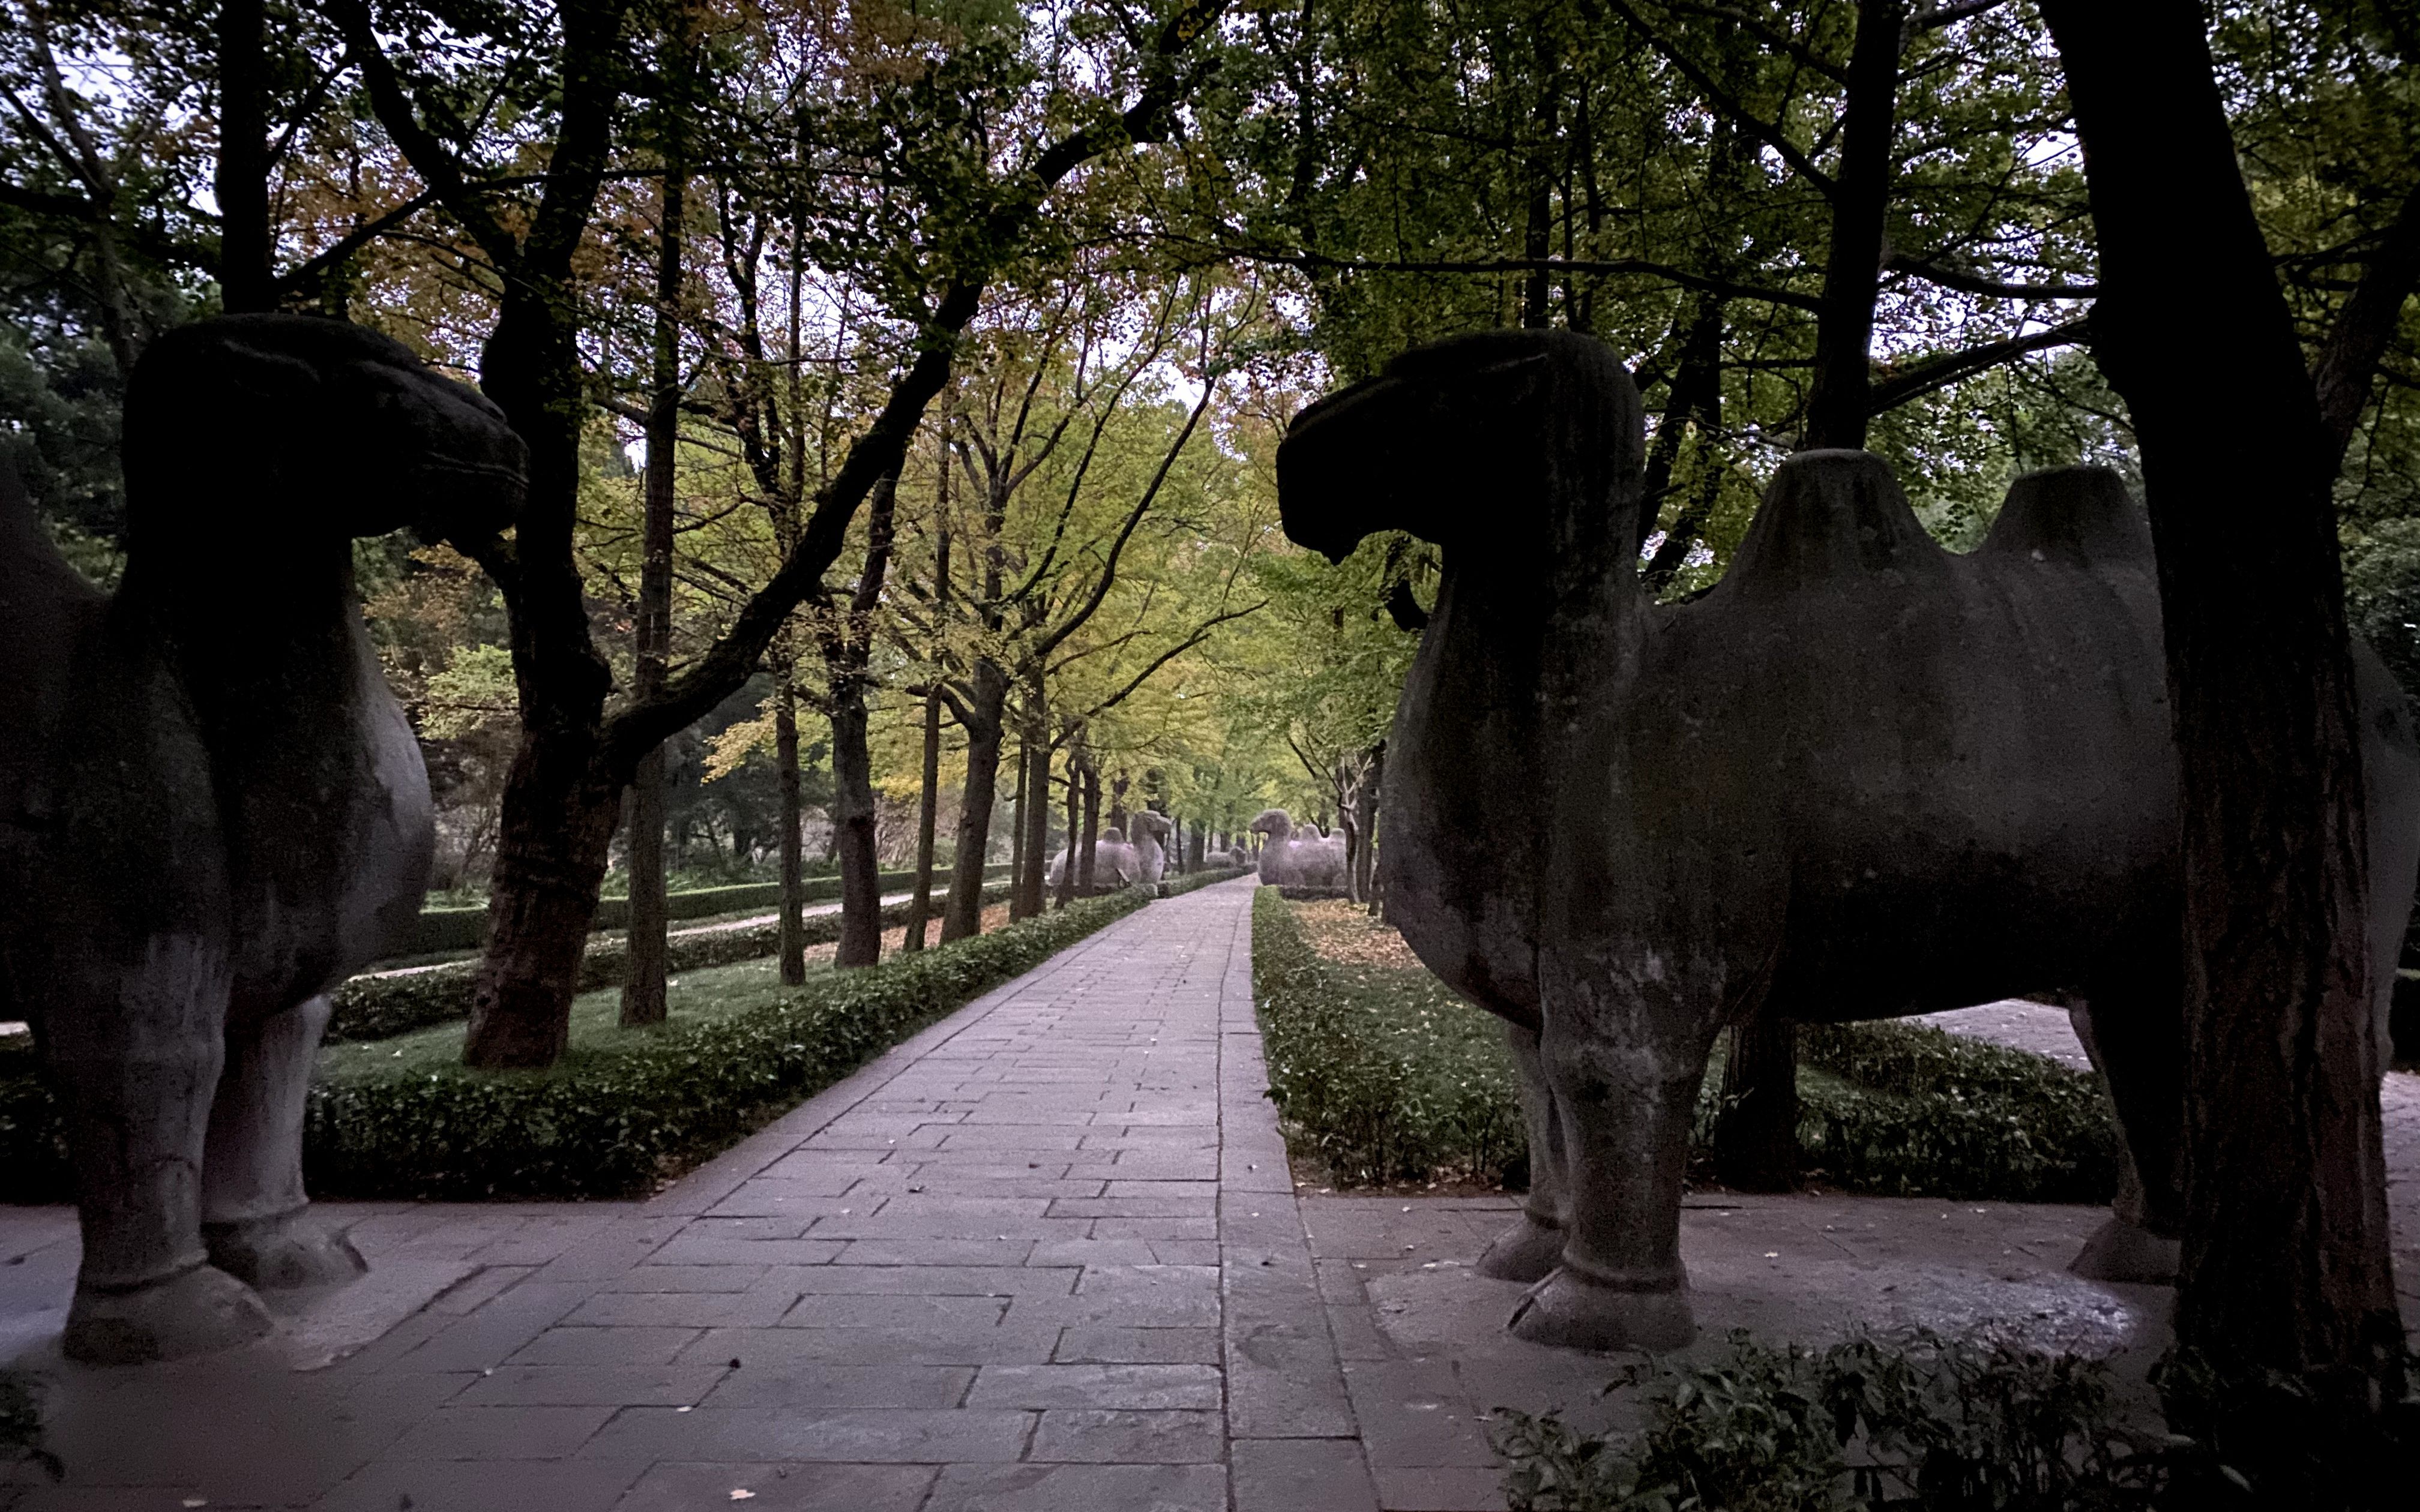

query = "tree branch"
[1866,316,2090,412]
[2311,176,2420,470]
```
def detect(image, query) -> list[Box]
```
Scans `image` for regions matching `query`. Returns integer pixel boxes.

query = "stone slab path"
[7,884,2417,1512]
[1,878,1385,1512]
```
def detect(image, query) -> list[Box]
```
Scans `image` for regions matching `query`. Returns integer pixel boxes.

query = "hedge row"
[331,881,1011,1042]
[1251,888,2122,1202]
[304,886,1155,1199]
[1160,866,1253,898]
[406,864,1013,955]
[1252,887,1528,1186]
[1796,1019,2120,1203]
[0,886,1155,1205]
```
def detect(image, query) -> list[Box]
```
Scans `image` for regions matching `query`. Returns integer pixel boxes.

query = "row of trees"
[7,0,2418,1426]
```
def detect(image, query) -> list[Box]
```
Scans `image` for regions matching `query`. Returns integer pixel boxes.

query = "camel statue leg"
[52,959,274,1364]
[203,995,364,1288]
[1509,1007,1709,1351]
[1476,1022,1569,1282]
[2067,991,2185,1283]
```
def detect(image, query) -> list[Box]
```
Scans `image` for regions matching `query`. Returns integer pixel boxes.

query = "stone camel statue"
[1045,811,1174,891]
[1274,328,2420,1351]
[1248,808,1349,889]
[0,316,526,1363]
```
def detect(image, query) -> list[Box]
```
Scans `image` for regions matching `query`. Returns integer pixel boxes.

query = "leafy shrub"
[330,881,1012,1042]
[1253,887,1527,1186]
[0,1370,60,1484]
[300,887,1152,1199]
[1798,1022,2121,1204]
[1493,1328,2167,1512]
[1252,890,2120,1201]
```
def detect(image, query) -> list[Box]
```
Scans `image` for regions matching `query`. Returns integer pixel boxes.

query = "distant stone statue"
[1275,329,2420,1351]
[1248,808,1348,889]
[0,316,525,1363]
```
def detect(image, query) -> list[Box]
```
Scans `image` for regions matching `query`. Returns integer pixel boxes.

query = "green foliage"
[331,882,1014,1042]
[0,1039,68,1204]
[1797,1024,2122,1205]
[300,888,1155,1201]
[1160,866,1253,897]
[1252,887,1528,1186]
[1251,893,2118,1202]
[1493,1329,2164,1512]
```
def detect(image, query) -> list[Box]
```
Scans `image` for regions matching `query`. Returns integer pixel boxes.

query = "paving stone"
[922,1462,1228,1512]
[455,1364,730,1406]
[966,1363,1223,1409]
[1232,1438,1383,1512]
[678,1323,1063,1367]
[377,1403,619,1460]
[564,1288,797,1328]
[609,1461,936,1511]
[1031,1408,1223,1463]
[313,1457,652,1511]
[1342,1359,1501,1469]
[646,1236,846,1266]
[700,1363,975,1409]
[780,1292,1009,1328]
[578,1405,1034,1462]
[508,1327,703,1366]
[1052,1326,1223,1364]
[1371,1464,1512,1511]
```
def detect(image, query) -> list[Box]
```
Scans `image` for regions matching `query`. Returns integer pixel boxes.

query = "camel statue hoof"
[205,1209,367,1291]
[64,1264,274,1366]
[1507,1266,1695,1352]
[2069,1214,2179,1285]
[1475,1215,1565,1283]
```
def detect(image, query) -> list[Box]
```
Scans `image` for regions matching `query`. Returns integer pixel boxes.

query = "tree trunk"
[1019,727,1050,917]
[1007,735,1030,922]
[1355,742,1382,911]
[829,692,880,968]
[1801,0,1904,451]
[775,660,807,982]
[939,661,1006,942]
[215,0,272,314]
[1057,762,1080,908]
[1077,764,1100,893]
[466,749,624,1067]
[619,160,685,1028]
[903,685,942,953]
[2041,0,2400,1390]
[826,474,898,969]
[1714,1021,1799,1191]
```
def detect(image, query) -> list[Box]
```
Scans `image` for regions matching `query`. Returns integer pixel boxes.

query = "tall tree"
[2038,0,2418,1400]
[327,0,1235,1064]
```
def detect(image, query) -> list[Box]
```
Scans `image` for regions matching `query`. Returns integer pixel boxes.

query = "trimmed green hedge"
[1253,887,1527,1186]
[1251,888,2121,1202]
[305,886,1154,1199]
[1795,1020,2119,1202]
[1160,866,1252,898]
[331,881,1011,1043]
[405,864,1013,954]
[0,884,1135,1204]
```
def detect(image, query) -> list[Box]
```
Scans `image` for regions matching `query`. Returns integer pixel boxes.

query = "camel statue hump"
[1724,449,1946,593]
[1979,466,2152,568]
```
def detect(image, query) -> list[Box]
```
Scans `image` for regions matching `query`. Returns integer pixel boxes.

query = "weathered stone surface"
[1275,328,2420,1349]
[0,315,526,1364]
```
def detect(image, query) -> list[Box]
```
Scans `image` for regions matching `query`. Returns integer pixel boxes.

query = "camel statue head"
[1275,329,1641,568]
[124,315,526,562]
[1247,808,1293,841]
[1130,811,1173,844]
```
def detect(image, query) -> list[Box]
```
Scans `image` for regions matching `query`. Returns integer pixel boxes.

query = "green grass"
[319,952,836,1080]
[1251,889,2121,1202]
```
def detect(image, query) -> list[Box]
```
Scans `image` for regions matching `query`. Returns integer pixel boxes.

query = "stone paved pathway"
[8,886,2417,1512]
[2,878,1385,1511]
